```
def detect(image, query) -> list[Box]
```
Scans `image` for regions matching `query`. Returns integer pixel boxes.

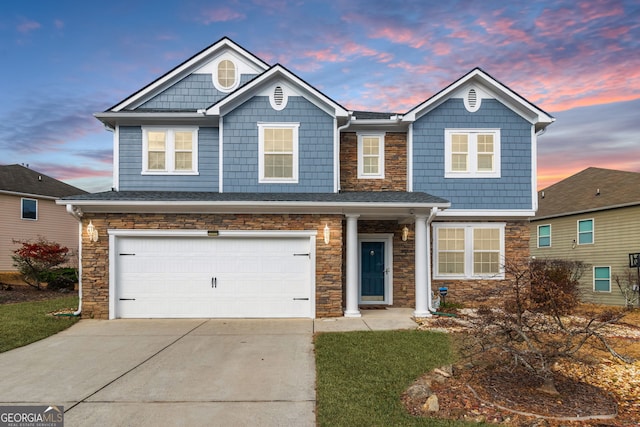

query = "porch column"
[414,214,432,317]
[344,214,361,317]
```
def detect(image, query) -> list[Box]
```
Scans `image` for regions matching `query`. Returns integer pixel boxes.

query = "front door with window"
[360,241,385,302]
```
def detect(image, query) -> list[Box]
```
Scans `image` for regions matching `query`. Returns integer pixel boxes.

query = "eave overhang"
[57,192,450,221]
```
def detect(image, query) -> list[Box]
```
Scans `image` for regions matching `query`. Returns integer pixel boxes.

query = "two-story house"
[58,37,554,319]
[1,164,86,275]
[530,167,640,306]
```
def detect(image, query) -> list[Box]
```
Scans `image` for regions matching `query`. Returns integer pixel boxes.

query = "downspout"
[65,204,83,316]
[426,207,439,313]
[335,112,353,192]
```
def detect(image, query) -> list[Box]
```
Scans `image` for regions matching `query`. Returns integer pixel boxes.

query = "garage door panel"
[115,235,312,318]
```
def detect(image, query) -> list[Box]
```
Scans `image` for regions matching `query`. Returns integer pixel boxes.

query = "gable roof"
[533,167,640,220]
[206,63,349,119]
[0,164,87,199]
[403,67,555,132]
[108,37,270,113]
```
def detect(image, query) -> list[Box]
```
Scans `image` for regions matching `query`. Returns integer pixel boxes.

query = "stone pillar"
[414,214,431,317]
[344,214,361,317]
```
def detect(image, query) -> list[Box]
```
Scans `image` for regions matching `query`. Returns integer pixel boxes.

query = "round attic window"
[216,59,237,91]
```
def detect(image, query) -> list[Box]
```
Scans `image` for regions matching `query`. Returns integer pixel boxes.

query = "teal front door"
[361,241,385,302]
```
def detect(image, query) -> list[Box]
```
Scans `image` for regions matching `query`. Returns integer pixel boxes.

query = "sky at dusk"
[1,0,639,192]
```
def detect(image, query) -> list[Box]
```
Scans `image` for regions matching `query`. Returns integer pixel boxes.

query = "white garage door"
[114,235,313,318]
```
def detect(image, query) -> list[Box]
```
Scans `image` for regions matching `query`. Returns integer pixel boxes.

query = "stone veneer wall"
[432,221,531,306]
[340,132,407,191]
[80,213,343,319]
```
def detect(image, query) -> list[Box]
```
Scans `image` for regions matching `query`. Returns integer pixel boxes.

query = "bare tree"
[463,258,633,395]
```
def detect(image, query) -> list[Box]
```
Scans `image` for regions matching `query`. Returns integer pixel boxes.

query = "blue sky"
[1,0,639,192]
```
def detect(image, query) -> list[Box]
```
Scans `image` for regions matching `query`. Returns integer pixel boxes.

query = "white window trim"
[357,132,385,179]
[433,222,505,279]
[21,198,38,221]
[258,122,299,183]
[593,266,611,293]
[212,57,240,92]
[444,129,501,178]
[537,224,551,248]
[577,218,594,245]
[142,127,199,175]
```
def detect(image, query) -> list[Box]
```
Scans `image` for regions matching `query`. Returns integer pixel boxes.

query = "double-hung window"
[593,266,611,292]
[142,127,198,174]
[537,224,551,248]
[21,198,37,220]
[434,223,505,279]
[577,219,594,245]
[445,129,500,178]
[357,133,385,179]
[258,123,299,183]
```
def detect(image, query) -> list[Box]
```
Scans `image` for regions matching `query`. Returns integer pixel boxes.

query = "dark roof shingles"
[0,164,87,198]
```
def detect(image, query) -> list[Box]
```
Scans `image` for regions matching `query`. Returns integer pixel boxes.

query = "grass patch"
[0,296,79,353]
[315,329,476,426]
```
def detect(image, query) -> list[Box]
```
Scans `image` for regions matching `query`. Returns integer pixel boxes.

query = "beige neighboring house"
[0,164,87,273]
[530,167,640,306]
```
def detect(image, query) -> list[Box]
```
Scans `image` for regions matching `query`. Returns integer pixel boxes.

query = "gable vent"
[269,85,288,110]
[467,89,477,108]
[464,87,481,112]
[274,86,284,105]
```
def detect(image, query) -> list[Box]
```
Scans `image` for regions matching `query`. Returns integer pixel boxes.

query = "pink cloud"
[369,26,425,49]
[198,7,245,24]
[17,19,40,33]
[54,19,64,30]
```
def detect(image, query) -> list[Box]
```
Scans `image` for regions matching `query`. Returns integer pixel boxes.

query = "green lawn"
[315,329,477,426]
[0,296,79,353]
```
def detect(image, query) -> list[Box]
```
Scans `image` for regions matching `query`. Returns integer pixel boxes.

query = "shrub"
[11,238,70,290]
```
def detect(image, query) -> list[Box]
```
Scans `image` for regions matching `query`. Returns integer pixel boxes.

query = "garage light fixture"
[324,224,330,244]
[207,230,219,237]
[86,221,99,242]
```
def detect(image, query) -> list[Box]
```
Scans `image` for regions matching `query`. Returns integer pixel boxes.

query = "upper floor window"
[142,127,199,175]
[444,129,501,178]
[577,219,594,245]
[537,224,551,248]
[433,223,505,279]
[258,123,299,183]
[593,266,611,292]
[357,133,385,179]
[217,59,237,90]
[21,198,37,220]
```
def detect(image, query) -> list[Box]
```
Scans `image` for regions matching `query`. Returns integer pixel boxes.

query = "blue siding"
[412,99,532,210]
[137,74,257,111]
[222,96,335,193]
[118,126,219,191]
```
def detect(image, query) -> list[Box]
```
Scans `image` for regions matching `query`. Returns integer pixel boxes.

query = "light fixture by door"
[402,225,409,242]
[86,221,99,242]
[324,223,330,244]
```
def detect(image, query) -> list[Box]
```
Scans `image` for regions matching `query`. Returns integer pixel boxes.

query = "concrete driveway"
[0,319,315,426]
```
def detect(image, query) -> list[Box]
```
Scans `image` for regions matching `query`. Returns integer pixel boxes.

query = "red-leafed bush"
[11,238,70,289]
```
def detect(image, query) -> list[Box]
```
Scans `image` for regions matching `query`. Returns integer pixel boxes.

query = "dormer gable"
[108,37,269,113]
[403,68,555,132]
[206,64,350,120]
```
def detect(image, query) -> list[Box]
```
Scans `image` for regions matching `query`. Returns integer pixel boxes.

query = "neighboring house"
[0,164,87,273]
[530,167,640,306]
[57,37,554,319]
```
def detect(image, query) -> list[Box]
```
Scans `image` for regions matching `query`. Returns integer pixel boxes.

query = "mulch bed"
[403,364,625,426]
[0,283,72,304]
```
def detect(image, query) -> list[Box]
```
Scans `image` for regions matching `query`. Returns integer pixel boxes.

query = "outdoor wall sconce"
[572,239,576,249]
[324,224,330,245]
[86,221,99,242]
[401,225,409,242]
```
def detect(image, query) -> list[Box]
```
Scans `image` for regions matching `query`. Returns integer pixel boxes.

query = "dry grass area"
[411,304,640,426]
